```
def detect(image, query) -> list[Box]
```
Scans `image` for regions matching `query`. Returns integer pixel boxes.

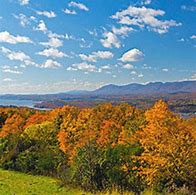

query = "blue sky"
[0,0,195,94]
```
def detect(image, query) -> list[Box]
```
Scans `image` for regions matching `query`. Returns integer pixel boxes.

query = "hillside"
[0,169,90,195]
[92,81,196,95]
[0,81,195,101]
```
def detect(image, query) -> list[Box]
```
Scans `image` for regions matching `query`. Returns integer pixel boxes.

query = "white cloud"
[111,6,181,34]
[37,48,67,58]
[3,78,13,82]
[101,65,111,70]
[101,32,121,48]
[79,51,113,62]
[39,30,75,49]
[68,1,89,11]
[79,54,96,62]
[2,69,23,74]
[141,0,151,5]
[0,31,32,44]
[142,64,152,69]
[0,80,105,94]
[1,47,30,61]
[63,9,77,15]
[181,5,196,12]
[112,26,134,36]
[68,62,97,72]
[120,48,144,62]
[0,47,35,66]
[92,51,114,59]
[100,26,134,49]
[36,11,56,18]
[131,70,137,75]
[40,37,63,48]
[19,0,29,5]
[162,68,169,72]
[48,31,74,40]
[190,35,196,39]
[138,73,144,77]
[122,64,134,69]
[177,38,185,42]
[40,59,61,69]
[88,29,98,37]
[67,66,77,71]
[14,14,36,27]
[35,20,47,32]
[190,74,196,80]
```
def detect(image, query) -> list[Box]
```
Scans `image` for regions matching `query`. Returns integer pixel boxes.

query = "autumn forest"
[0,100,195,194]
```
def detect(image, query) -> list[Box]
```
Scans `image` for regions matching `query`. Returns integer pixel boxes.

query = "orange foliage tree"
[57,103,143,161]
[136,100,196,189]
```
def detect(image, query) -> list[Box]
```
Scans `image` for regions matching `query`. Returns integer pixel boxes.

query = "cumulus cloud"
[14,14,36,27]
[68,1,89,11]
[63,9,77,15]
[141,0,151,5]
[100,25,134,48]
[3,78,13,82]
[68,62,97,72]
[40,59,61,69]
[190,74,196,80]
[111,6,181,34]
[39,30,75,49]
[138,73,144,77]
[36,11,56,18]
[0,31,32,44]
[101,32,121,48]
[131,70,137,75]
[93,51,113,59]
[2,68,23,74]
[122,64,134,69]
[162,68,169,72]
[0,47,36,66]
[48,31,74,40]
[79,51,114,62]
[101,65,111,70]
[190,35,196,39]
[181,5,196,12]
[19,0,29,5]
[1,47,30,61]
[37,48,67,58]
[35,20,48,32]
[79,54,96,62]
[119,48,144,62]
[112,26,134,36]
[40,37,63,48]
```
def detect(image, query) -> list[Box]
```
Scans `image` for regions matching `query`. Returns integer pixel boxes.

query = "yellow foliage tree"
[136,100,196,188]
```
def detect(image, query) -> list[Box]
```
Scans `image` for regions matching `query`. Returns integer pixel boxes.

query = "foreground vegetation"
[0,169,90,195]
[0,100,195,194]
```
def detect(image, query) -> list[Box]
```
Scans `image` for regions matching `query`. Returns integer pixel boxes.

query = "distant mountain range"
[0,81,195,101]
[91,81,196,96]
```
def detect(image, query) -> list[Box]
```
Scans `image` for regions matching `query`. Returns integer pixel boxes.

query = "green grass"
[0,169,187,195]
[0,169,90,195]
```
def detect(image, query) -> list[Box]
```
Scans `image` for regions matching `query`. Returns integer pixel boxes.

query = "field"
[0,169,90,195]
[0,169,191,195]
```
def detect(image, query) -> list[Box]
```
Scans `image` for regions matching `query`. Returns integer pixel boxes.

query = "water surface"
[0,99,39,108]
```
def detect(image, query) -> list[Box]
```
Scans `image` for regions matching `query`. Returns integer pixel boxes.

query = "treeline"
[0,100,195,194]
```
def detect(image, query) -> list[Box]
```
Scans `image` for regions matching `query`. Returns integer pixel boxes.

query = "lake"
[0,99,39,108]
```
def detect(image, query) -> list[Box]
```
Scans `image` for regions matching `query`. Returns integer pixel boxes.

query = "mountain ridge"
[91,81,196,95]
[0,81,195,100]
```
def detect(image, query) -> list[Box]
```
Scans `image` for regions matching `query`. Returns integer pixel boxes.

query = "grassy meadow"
[0,169,90,195]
